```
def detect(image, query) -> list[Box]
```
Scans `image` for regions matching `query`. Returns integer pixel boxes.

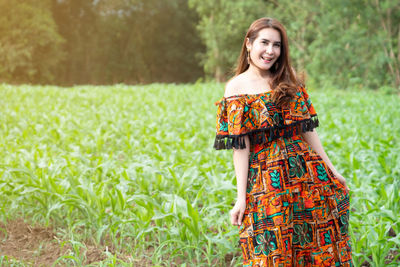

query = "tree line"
[0,0,204,85]
[0,0,399,91]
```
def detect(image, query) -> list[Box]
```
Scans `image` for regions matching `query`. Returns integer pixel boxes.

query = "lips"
[261,55,273,62]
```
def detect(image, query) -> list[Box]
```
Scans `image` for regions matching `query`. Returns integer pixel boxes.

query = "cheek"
[250,48,260,59]
[253,43,263,52]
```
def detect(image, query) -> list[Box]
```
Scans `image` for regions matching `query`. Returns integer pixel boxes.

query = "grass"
[0,82,399,266]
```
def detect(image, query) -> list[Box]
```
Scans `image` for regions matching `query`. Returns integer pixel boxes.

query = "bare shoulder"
[224,73,246,98]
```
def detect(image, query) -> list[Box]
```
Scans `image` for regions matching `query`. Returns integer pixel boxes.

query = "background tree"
[189,0,399,91]
[0,0,399,91]
[189,0,268,81]
[371,0,400,89]
[0,0,64,83]
[51,0,204,85]
[51,0,99,84]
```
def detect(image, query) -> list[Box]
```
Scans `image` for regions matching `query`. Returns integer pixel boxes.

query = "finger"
[231,212,237,225]
[233,217,238,226]
[342,182,349,193]
[344,184,349,194]
[338,179,347,188]
[238,211,244,226]
[342,180,349,191]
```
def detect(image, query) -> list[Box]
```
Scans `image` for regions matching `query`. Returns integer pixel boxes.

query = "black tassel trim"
[213,135,248,150]
[214,116,319,150]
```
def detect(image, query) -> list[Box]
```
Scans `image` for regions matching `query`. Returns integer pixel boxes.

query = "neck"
[247,64,271,80]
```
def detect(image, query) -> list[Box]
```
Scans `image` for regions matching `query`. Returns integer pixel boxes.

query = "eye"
[274,43,281,47]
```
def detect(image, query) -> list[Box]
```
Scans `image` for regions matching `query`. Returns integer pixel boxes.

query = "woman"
[214,18,353,266]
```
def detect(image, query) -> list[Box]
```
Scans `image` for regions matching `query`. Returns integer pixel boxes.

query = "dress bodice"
[214,87,319,149]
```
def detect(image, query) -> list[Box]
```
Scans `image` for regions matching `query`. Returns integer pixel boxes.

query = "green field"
[0,83,399,266]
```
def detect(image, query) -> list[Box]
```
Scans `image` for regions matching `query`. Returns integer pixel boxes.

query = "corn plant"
[0,83,399,266]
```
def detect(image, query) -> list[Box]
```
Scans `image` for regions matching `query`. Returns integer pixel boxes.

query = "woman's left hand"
[333,172,350,194]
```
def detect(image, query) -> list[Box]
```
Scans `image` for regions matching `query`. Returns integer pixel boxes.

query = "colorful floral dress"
[214,87,352,266]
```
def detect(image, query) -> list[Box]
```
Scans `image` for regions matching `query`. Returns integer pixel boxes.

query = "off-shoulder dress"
[214,87,352,266]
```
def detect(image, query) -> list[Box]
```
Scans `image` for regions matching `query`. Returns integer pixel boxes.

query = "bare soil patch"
[0,218,106,266]
[0,218,234,266]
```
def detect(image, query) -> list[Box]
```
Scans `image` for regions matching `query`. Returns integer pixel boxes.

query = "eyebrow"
[261,38,281,44]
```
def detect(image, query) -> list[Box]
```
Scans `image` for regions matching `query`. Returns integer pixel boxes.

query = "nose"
[266,44,273,54]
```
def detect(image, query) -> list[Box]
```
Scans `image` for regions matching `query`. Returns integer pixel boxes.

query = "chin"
[254,61,276,71]
[256,64,273,71]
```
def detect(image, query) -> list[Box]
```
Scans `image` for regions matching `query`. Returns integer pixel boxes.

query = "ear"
[245,37,251,50]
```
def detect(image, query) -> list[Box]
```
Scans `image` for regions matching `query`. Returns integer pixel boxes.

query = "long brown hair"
[234,17,303,107]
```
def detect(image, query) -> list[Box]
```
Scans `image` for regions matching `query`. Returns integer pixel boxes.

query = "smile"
[261,55,274,62]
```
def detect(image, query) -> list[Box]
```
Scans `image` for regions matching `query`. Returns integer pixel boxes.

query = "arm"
[224,80,251,225]
[230,135,250,226]
[301,129,349,192]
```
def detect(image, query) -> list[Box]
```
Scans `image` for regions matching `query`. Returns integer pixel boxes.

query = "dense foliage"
[190,0,400,91]
[0,0,399,90]
[188,0,267,81]
[1,83,399,266]
[0,0,204,85]
[0,0,64,83]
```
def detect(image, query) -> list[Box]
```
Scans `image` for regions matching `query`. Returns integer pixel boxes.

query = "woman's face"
[246,27,281,72]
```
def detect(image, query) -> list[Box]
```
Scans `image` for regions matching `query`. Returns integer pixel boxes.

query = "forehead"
[256,28,281,42]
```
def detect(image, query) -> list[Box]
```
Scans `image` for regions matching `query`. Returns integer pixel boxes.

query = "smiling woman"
[214,17,353,266]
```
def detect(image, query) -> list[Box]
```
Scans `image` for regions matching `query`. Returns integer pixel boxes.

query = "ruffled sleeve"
[298,86,317,116]
[214,97,248,150]
[284,86,319,132]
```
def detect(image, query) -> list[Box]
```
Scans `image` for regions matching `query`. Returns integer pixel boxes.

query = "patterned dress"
[214,87,352,266]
